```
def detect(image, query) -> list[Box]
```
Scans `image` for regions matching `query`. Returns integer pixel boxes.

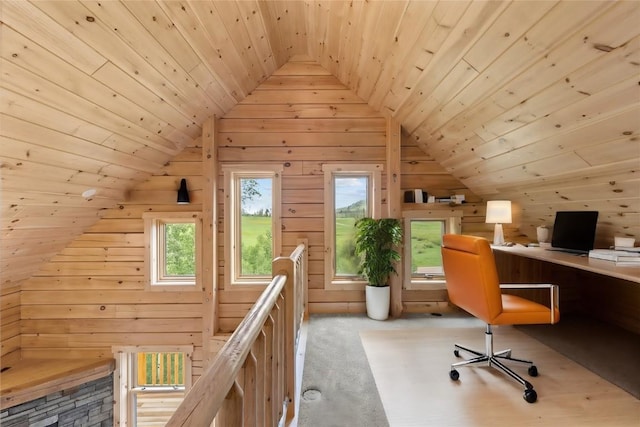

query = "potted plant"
[354,217,403,320]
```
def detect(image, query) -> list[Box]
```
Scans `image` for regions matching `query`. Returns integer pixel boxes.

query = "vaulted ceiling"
[2,1,639,286]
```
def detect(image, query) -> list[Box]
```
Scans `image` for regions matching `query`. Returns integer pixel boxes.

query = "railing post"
[296,238,309,320]
[275,296,284,422]
[243,353,257,426]
[272,256,296,422]
[263,315,275,426]
[253,331,266,426]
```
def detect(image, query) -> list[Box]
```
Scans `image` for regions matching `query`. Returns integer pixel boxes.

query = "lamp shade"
[177,178,190,204]
[485,200,512,224]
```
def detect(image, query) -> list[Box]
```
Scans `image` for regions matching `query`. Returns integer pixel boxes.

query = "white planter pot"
[366,285,390,320]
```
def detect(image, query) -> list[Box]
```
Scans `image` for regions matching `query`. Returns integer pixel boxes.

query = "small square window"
[409,219,446,279]
[403,210,462,289]
[162,222,196,279]
[143,212,201,290]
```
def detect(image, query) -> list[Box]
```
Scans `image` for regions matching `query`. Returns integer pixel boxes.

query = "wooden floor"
[360,324,640,426]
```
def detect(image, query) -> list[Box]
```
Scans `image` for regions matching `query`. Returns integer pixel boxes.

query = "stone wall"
[1,375,112,427]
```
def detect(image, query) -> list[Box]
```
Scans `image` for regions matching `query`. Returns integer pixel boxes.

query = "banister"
[166,243,306,427]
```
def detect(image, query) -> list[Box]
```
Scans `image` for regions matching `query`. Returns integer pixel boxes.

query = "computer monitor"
[549,211,599,254]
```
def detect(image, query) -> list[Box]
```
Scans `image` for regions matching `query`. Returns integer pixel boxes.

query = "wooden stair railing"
[167,243,307,427]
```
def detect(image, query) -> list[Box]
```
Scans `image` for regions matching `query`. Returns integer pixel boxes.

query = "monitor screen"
[550,211,599,253]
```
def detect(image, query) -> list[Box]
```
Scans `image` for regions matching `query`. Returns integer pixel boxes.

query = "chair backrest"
[441,234,503,323]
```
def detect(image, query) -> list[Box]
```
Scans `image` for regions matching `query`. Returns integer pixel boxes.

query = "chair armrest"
[500,284,559,324]
[499,283,554,289]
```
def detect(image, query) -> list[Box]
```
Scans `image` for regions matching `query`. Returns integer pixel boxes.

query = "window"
[143,212,202,290]
[403,210,462,289]
[113,346,193,426]
[323,164,382,288]
[223,165,282,287]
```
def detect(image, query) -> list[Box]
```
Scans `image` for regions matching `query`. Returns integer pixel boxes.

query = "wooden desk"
[492,246,640,334]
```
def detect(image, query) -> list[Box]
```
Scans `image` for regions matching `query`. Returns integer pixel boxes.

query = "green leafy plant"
[354,218,403,287]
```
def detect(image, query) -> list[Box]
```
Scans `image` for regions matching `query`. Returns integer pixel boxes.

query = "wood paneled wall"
[216,59,386,330]
[1,284,21,365]
[500,171,640,250]
[17,142,206,379]
[215,58,488,330]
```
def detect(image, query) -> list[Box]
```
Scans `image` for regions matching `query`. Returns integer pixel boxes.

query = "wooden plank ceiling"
[1,1,639,286]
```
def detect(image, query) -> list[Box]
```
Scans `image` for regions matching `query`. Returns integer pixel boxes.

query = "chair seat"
[492,294,560,325]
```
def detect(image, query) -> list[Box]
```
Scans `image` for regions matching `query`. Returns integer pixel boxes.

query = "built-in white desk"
[492,245,640,283]
[491,245,640,334]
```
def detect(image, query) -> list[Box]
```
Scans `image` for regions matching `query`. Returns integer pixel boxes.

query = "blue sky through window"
[242,176,367,213]
[242,178,272,214]
[335,176,367,209]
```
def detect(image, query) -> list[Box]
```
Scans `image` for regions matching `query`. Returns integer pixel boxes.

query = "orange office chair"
[441,234,559,403]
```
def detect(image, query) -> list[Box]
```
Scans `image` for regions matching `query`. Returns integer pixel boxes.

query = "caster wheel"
[453,349,460,357]
[449,369,459,381]
[523,389,537,403]
[528,365,538,377]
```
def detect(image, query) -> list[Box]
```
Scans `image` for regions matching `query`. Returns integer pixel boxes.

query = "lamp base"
[493,223,505,246]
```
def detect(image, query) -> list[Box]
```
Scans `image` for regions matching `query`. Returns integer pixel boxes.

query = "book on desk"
[588,249,640,266]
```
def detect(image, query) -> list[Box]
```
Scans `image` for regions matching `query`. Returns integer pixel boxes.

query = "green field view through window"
[164,223,195,277]
[240,215,272,275]
[335,217,360,275]
[239,177,273,277]
[410,220,444,275]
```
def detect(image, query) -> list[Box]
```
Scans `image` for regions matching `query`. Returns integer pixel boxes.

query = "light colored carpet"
[361,326,640,427]
[296,314,390,427]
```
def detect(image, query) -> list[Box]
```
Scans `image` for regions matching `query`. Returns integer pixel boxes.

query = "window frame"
[402,209,462,290]
[322,163,383,290]
[143,212,202,291]
[222,164,283,288]
[113,345,193,427]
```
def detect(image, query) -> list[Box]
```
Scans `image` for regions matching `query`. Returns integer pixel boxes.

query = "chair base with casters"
[440,234,560,404]
[448,324,539,403]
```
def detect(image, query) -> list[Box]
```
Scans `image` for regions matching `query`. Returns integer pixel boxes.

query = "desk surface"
[492,245,640,284]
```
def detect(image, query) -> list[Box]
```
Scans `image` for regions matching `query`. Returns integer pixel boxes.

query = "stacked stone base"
[1,375,113,427]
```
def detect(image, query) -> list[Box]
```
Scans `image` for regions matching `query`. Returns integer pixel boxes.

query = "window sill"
[404,280,447,290]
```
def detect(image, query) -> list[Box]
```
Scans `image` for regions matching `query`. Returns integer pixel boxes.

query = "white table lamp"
[486,200,512,246]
